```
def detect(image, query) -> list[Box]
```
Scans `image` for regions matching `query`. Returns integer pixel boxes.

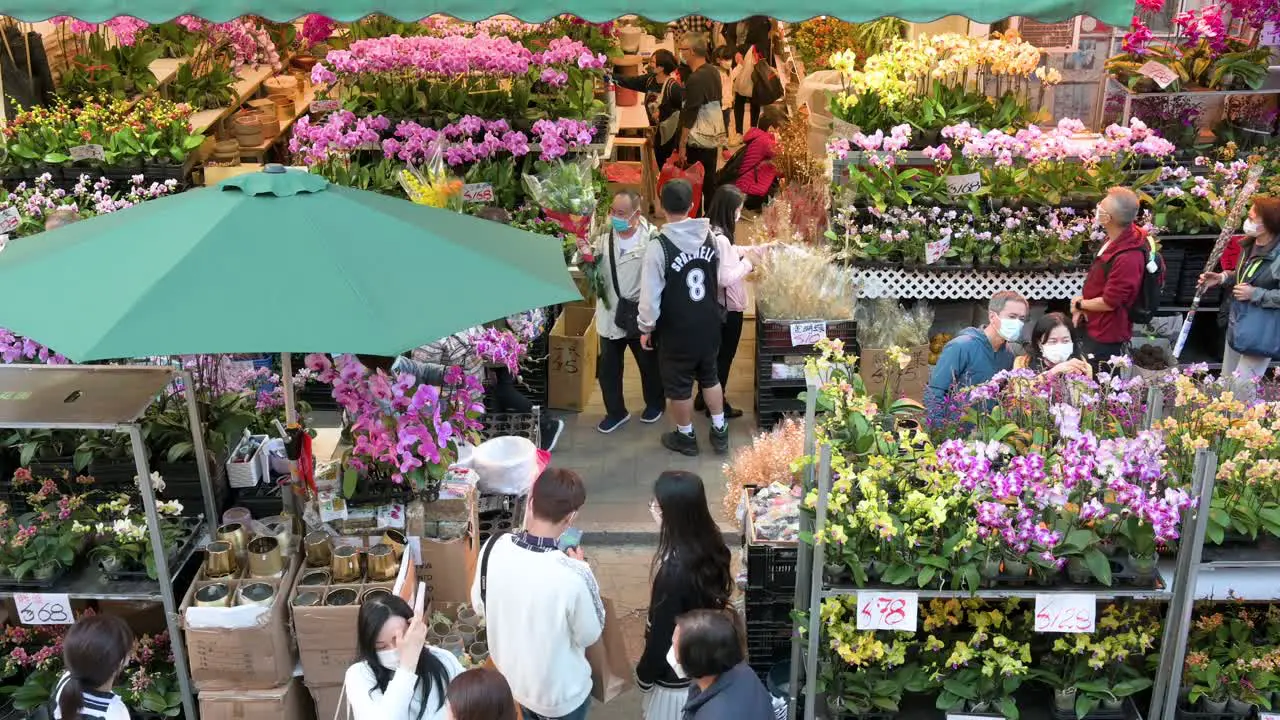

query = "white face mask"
[666,645,687,679]
[376,649,401,670]
[1245,219,1262,237]
[1042,343,1074,364]
[997,317,1023,342]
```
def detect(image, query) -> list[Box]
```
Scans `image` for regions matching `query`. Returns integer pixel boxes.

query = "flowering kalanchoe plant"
[116,631,182,717]
[304,353,486,488]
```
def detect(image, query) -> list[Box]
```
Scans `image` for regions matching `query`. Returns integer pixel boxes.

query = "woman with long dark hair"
[635,471,734,720]
[695,185,761,418]
[344,594,463,720]
[444,669,518,720]
[54,615,134,720]
[1013,312,1092,377]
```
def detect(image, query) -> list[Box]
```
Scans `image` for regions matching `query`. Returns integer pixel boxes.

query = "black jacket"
[1223,237,1280,333]
[725,17,774,66]
[618,73,685,125]
[683,663,775,720]
[635,556,726,690]
[680,64,722,130]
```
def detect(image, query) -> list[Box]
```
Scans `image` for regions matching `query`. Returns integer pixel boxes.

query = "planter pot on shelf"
[97,555,122,574]
[1066,557,1092,584]
[1054,688,1077,712]
[1200,698,1228,713]
[1127,552,1157,582]
[1100,697,1124,712]
[863,559,883,582]
[33,564,58,581]
[967,701,992,713]
[1226,698,1251,715]
[1003,559,1029,585]
[979,559,1001,584]
[823,562,847,584]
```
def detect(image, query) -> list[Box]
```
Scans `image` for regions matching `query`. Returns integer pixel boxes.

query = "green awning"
[0,1,1135,31]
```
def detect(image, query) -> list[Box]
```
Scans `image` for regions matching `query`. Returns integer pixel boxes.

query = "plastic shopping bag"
[658,156,705,217]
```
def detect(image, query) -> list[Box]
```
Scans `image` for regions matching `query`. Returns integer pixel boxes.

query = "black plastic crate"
[757,315,856,354]
[745,588,795,624]
[746,620,793,670]
[1160,247,1185,303]
[746,540,799,593]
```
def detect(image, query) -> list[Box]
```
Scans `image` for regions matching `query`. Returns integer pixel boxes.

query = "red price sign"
[855,591,918,631]
[1034,593,1096,633]
[463,182,495,204]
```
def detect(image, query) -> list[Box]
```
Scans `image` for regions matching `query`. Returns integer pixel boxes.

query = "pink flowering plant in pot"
[304,353,487,495]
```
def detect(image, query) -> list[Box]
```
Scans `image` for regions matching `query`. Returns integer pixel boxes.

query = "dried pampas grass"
[756,180,829,246]
[754,244,859,321]
[774,111,824,184]
[722,417,806,521]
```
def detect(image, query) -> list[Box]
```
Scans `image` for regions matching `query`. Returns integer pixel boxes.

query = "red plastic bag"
[658,157,705,217]
[543,208,593,239]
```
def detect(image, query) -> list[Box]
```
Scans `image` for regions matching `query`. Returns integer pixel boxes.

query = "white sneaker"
[544,418,566,452]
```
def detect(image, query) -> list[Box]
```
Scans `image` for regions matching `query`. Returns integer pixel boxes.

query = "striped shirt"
[51,672,130,720]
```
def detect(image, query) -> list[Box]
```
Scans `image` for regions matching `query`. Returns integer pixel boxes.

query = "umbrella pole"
[280,352,303,519]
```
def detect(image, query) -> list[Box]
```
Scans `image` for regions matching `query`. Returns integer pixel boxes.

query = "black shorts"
[659,346,720,400]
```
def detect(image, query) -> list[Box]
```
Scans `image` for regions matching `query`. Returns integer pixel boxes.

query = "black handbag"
[608,232,642,337]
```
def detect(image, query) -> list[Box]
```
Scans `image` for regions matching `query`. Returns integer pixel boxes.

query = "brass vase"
[238,581,276,607]
[304,530,333,568]
[293,591,322,607]
[366,543,397,581]
[381,529,407,561]
[247,536,284,578]
[216,522,249,557]
[299,570,330,587]
[195,583,231,607]
[361,587,392,603]
[330,545,362,583]
[203,541,238,579]
[324,588,357,606]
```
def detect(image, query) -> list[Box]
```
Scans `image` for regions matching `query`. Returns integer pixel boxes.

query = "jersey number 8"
[686,268,706,302]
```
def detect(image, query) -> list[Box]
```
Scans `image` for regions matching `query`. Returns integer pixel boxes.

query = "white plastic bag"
[473,436,538,495]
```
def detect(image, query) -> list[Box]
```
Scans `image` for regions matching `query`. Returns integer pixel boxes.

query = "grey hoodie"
[638,216,736,334]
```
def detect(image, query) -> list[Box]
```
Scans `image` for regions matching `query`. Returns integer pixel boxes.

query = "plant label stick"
[1173,163,1264,358]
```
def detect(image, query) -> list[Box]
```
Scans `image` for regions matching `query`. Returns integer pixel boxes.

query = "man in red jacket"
[1072,186,1147,371]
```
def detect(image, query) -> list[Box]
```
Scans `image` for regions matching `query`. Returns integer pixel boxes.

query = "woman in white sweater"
[344,594,464,720]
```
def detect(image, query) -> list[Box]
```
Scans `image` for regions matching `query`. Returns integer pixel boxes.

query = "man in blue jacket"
[924,290,1028,424]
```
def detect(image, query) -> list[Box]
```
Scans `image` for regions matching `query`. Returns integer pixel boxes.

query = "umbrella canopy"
[0,167,581,361]
[0,1,1137,27]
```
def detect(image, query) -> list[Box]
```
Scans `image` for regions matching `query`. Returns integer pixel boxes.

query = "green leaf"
[1083,548,1112,586]
[1112,678,1152,697]
[1076,694,1100,720]
[342,466,359,498]
[918,566,936,587]
[999,697,1019,720]
[942,678,977,701]
[880,563,915,585]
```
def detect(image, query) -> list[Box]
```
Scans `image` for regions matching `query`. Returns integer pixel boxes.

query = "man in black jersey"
[638,180,733,456]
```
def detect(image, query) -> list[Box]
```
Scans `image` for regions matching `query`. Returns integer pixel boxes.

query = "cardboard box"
[306,683,343,720]
[199,678,310,720]
[180,554,301,691]
[858,344,930,403]
[418,487,480,604]
[548,303,599,411]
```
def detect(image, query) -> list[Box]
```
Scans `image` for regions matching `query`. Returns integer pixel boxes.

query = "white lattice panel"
[854,268,1089,299]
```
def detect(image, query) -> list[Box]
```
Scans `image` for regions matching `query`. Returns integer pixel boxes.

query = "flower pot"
[863,560,883,582]
[823,562,847,584]
[1004,559,1029,585]
[979,559,1002,582]
[1226,698,1251,714]
[1066,558,1092,584]
[1127,552,1156,579]
[1100,697,1124,711]
[1054,688,1077,711]
[97,555,122,574]
[33,564,58,581]
[968,700,992,712]
[1200,698,1228,714]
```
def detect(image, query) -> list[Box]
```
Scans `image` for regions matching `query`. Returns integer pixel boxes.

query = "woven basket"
[264,75,299,100]
[268,94,295,121]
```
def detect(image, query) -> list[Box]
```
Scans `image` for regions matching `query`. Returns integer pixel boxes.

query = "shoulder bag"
[607,232,641,337]
[656,78,681,146]
[1229,252,1280,359]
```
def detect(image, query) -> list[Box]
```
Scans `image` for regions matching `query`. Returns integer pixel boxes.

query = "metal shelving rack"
[783,370,1222,720]
[1093,68,1280,129]
[0,364,219,720]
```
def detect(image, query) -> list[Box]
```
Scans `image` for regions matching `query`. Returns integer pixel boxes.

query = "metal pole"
[1151,449,1216,720]
[787,369,821,720]
[803,444,832,720]
[180,370,219,528]
[281,352,297,425]
[127,424,199,720]
[1142,383,1165,430]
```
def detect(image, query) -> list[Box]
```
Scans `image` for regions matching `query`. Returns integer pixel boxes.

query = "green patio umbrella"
[0,166,582,362]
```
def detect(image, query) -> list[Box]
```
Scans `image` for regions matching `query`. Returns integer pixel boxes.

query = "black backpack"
[717,144,749,186]
[1105,242,1165,326]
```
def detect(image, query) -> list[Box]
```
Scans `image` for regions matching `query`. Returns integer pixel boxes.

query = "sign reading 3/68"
[16,593,73,625]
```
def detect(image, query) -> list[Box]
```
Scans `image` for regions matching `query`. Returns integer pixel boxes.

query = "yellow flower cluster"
[399,167,462,208]
[821,596,914,668]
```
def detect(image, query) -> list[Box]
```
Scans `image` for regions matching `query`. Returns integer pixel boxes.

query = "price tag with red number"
[856,591,918,631]
[1034,593,1096,633]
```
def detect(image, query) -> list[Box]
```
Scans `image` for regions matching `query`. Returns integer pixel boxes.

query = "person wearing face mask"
[670,610,775,720]
[1200,197,1280,400]
[635,471,733,720]
[1014,312,1092,377]
[925,290,1027,425]
[344,594,462,720]
[471,467,603,720]
[1072,186,1149,372]
[617,49,683,173]
[712,46,736,144]
[595,190,666,434]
